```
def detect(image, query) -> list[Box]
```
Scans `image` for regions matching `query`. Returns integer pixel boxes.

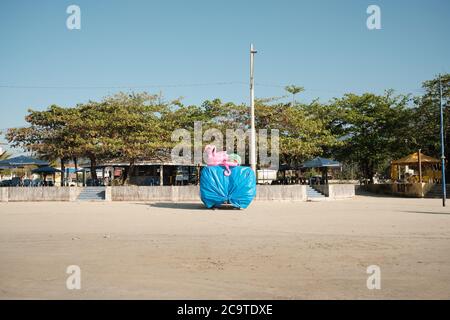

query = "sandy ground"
[0,196,449,299]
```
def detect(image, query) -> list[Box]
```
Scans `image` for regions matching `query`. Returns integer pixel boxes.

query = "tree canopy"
[5,73,449,183]
[327,91,414,182]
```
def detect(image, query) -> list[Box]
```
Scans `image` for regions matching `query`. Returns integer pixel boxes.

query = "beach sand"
[0,196,449,299]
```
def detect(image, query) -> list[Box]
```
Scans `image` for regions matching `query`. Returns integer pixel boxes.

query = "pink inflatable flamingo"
[204,145,238,176]
[205,145,228,165]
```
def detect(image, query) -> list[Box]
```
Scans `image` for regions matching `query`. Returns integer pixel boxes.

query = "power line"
[0,81,247,89]
[0,81,425,94]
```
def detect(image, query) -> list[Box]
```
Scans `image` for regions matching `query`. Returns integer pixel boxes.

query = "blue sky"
[0,0,449,138]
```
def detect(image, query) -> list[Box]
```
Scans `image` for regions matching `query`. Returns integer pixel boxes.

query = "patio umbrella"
[302,157,341,185]
[302,157,341,168]
[31,166,62,186]
[31,166,62,174]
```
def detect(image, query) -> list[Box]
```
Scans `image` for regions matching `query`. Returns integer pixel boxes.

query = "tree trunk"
[368,161,375,184]
[122,160,135,185]
[89,156,98,181]
[362,161,370,184]
[73,157,78,186]
[60,158,66,187]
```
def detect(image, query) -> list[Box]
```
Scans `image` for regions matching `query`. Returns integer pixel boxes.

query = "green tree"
[6,105,83,185]
[411,74,449,179]
[6,92,173,184]
[329,91,414,182]
[285,85,304,107]
[256,98,339,166]
[100,92,172,184]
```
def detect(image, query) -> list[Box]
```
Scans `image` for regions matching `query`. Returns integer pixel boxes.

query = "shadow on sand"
[355,191,399,198]
[401,210,450,215]
[147,202,241,211]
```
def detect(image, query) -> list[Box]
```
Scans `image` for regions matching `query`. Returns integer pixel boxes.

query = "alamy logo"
[66,5,81,30]
[66,265,81,290]
[366,265,381,290]
[366,5,381,30]
[171,121,279,169]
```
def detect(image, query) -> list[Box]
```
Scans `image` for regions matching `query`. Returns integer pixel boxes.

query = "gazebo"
[31,166,62,186]
[390,151,441,183]
[0,156,50,182]
[302,157,341,184]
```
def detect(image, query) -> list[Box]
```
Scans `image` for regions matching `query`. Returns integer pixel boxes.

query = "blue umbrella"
[302,157,341,168]
[31,166,62,174]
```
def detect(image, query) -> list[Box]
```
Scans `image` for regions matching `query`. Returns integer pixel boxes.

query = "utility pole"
[439,74,446,206]
[250,44,257,173]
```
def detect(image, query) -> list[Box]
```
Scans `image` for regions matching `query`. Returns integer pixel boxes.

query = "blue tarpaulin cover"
[200,166,256,209]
